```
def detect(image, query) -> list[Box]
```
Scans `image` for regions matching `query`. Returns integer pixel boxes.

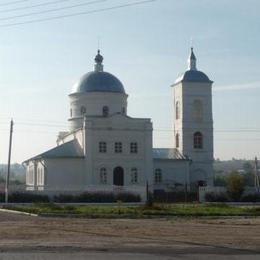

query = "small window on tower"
[193,100,203,121]
[70,109,72,117]
[176,133,179,148]
[103,106,109,117]
[176,101,180,120]
[193,132,203,149]
[81,106,86,115]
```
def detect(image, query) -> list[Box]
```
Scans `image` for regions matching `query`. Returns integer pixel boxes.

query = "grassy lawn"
[2,203,260,218]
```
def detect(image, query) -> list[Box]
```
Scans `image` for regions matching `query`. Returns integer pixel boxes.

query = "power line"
[0,0,107,21]
[2,120,260,133]
[0,0,76,14]
[0,0,30,7]
[0,0,156,28]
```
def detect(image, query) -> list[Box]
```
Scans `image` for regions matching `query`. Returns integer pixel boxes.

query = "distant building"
[24,48,214,200]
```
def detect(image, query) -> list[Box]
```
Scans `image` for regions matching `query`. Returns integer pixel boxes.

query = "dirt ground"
[0,211,259,255]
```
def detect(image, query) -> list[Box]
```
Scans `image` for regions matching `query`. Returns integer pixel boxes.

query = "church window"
[193,132,203,149]
[193,99,203,121]
[102,106,109,117]
[28,166,34,185]
[122,107,126,114]
[131,168,138,184]
[99,142,107,153]
[70,109,72,117]
[100,168,107,184]
[115,142,122,153]
[130,142,138,153]
[80,106,86,115]
[154,169,162,184]
[176,101,180,120]
[176,133,179,148]
[37,168,44,186]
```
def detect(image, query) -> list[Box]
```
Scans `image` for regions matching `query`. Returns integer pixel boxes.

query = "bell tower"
[172,48,214,186]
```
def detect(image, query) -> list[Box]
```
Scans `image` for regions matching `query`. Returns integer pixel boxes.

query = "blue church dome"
[72,71,125,94]
[71,50,125,94]
[174,48,213,85]
[175,70,212,84]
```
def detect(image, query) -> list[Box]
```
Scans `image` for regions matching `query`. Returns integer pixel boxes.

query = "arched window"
[80,106,86,115]
[100,168,107,184]
[176,101,180,120]
[193,132,203,149]
[131,168,138,184]
[154,169,162,184]
[175,133,179,148]
[193,99,203,121]
[102,106,109,117]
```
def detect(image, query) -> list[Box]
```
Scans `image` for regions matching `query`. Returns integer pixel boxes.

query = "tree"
[214,175,226,186]
[243,162,253,174]
[226,171,245,201]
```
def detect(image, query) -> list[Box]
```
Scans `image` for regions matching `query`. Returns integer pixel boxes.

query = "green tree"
[226,171,245,201]
[214,175,226,186]
[243,162,253,173]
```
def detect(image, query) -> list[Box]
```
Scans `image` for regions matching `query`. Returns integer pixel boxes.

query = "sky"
[0,0,260,163]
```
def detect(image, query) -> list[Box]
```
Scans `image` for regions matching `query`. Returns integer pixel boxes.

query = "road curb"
[0,208,38,217]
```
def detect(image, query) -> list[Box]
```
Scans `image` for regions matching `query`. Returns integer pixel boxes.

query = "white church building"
[24,48,214,200]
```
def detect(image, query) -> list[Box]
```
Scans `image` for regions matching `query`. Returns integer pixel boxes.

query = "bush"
[205,192,229,202]
[153,190,197,203]
[226,172,245,201]
[241,193,260,202]
[10,192,50,203]
[0,192,50,203]
[53,191,141,203]
[0,191,141,203]
[115,192,140,203]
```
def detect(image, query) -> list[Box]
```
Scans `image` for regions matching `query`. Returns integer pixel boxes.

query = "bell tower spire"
[188,47,197,71]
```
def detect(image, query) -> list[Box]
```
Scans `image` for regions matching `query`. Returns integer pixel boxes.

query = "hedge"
[0,191,141,203]
[153,190,197,203]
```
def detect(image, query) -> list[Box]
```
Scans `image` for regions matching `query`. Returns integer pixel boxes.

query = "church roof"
[173,48,213,86]
[71,50,125,94]
[71,71,125,94]
[153,148,188,160]
[24,140,84,163]
[174,70,212,85]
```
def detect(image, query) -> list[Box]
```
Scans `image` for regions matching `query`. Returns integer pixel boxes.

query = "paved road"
[0,245,259,260]
[0,251,259,260]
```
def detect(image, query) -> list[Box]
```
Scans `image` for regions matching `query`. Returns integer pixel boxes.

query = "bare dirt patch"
[0,212,259,253]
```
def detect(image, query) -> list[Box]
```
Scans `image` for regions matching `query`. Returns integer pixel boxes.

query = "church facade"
[24,48,213,201]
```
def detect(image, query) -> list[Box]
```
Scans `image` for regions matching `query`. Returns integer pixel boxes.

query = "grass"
[2,203,260,218]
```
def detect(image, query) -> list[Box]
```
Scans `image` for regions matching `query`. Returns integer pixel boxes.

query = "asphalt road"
[0,244,259,260]
[0,250,259,260]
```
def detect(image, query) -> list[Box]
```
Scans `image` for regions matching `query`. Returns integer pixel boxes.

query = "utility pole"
[254,156,260,192]
[5,119,14,204]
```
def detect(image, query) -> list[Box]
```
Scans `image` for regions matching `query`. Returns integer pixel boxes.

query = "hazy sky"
[0,0,260,163]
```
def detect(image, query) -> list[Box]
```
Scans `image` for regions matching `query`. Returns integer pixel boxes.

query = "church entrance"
[113,167,124,186]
